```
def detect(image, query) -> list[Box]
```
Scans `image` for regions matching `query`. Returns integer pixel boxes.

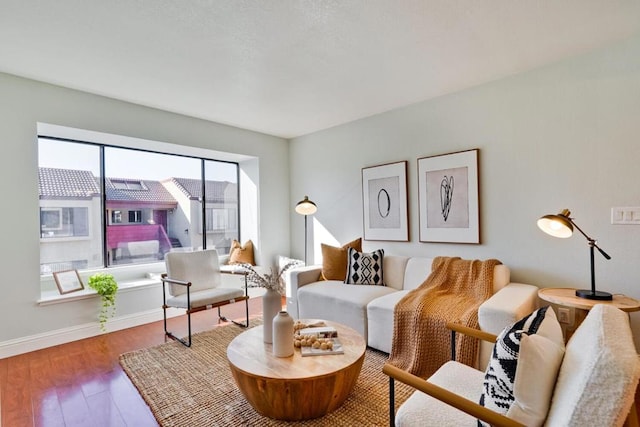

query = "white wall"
[0,72,290,344]
[290,34,640,345]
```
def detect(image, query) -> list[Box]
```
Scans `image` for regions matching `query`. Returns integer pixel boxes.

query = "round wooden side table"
[538,287,640,341]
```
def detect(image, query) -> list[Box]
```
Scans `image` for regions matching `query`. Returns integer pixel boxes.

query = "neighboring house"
[105,177,177,264]
[38,167,238,273]
[38,167,102,273]
[161,177,238,254]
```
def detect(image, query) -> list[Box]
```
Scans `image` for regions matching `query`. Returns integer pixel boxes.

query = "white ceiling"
[1,1,639,139]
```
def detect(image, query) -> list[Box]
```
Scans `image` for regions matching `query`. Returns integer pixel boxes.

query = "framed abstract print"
[418,149,479,243]
[362,161,409,241]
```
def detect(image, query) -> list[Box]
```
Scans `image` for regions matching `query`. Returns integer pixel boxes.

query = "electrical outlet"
[558,307,570,324]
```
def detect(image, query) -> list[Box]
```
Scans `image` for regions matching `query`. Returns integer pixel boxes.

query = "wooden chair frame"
[383,322,522,427]
[161,273,249,347]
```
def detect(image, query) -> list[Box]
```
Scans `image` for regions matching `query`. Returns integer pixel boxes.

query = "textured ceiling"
[1,1,639,138]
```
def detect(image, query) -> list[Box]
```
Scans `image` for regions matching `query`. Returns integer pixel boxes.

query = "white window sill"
[37,277,162,306]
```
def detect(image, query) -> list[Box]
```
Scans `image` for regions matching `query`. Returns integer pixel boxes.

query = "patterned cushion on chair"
[478,306,565,427]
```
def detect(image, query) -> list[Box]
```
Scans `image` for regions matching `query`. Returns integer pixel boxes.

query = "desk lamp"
[537,209,612,300]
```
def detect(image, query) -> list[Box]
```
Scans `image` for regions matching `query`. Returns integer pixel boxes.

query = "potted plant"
[88,273,118,331]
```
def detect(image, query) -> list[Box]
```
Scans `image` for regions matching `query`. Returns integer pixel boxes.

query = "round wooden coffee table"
[226,320,366,421]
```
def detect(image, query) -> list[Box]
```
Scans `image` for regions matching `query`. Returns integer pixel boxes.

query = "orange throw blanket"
[387,256,502,378]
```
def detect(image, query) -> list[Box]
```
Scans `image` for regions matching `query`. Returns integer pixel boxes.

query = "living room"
[1,2,640,425]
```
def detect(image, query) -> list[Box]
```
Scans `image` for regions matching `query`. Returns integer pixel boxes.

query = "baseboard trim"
[0,307,185,359]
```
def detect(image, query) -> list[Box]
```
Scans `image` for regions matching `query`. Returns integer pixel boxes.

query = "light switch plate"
[611,207,640,225]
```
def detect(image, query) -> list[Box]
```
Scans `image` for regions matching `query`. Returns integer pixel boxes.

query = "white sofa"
[287,255,539,367]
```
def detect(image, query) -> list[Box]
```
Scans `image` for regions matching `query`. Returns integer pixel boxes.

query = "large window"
[38,137,239,275]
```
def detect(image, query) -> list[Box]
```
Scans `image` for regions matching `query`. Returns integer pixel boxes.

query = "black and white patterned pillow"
[344,247,385,286]
[478,306,558,427]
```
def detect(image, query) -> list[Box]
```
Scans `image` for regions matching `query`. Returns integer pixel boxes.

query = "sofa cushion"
[402,257,433,291]
[479,306,564,427]
[345,248,385,286]
[382,255,409,290]
[320,237,362,281]
[366,290,409,353]
[297,280,395,338]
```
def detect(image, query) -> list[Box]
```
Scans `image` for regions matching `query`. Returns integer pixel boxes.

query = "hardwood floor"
[0,298,265,427]
[3,298,639,426]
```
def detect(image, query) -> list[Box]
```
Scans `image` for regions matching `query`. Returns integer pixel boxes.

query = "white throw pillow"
[277,255,304,270]
[507,333,565,425]
[479,306,565,427]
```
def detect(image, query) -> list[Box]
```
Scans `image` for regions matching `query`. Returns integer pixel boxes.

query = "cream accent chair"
[384,304,640,427]
[162,249,249,347]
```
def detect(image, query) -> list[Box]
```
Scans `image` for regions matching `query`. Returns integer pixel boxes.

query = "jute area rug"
[120,318,413,426]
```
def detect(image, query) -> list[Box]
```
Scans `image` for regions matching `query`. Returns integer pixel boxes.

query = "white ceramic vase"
[262,288,282,343]
[272,311,294,357]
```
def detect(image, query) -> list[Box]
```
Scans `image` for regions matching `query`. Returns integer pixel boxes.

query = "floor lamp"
[537,208,613,300]
[295,196,317,265]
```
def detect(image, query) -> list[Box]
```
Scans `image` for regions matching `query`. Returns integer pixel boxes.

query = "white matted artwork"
[362,161,409,241]
[418,149,479,243]
[53,269,85,294]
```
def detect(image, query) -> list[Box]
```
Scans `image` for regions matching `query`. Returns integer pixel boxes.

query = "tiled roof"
[38,168,236,204]
[105,178,176,203]
[39,167,100,199]
[167,178,238,203]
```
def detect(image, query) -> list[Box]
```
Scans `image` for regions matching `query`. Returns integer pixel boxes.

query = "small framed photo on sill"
[53,269,84,294]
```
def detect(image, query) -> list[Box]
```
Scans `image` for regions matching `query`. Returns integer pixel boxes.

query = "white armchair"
[384,304,640,427]
[161,249,249,347]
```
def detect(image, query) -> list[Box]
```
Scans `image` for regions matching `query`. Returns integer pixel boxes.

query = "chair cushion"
[165,249,222,296]
[479,306,565,427]
[545,304,640,426]
[396,361,484,427]
[320,237,362,281]
[345,247,385,285]
[166,287,244,309]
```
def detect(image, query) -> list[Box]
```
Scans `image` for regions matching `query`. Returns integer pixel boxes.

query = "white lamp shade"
[295,196,317,215]
[537,209,573,238]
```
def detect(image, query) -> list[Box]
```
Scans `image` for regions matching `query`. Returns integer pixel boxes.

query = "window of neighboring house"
[128,210,142,223]
[112,179,145,190]
[111,210,123,223]
[40,207,89,238]
[38,136,240,278]
[205,208,227,231]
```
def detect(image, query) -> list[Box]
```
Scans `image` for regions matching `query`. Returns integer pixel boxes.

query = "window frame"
[38,135,241,276]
